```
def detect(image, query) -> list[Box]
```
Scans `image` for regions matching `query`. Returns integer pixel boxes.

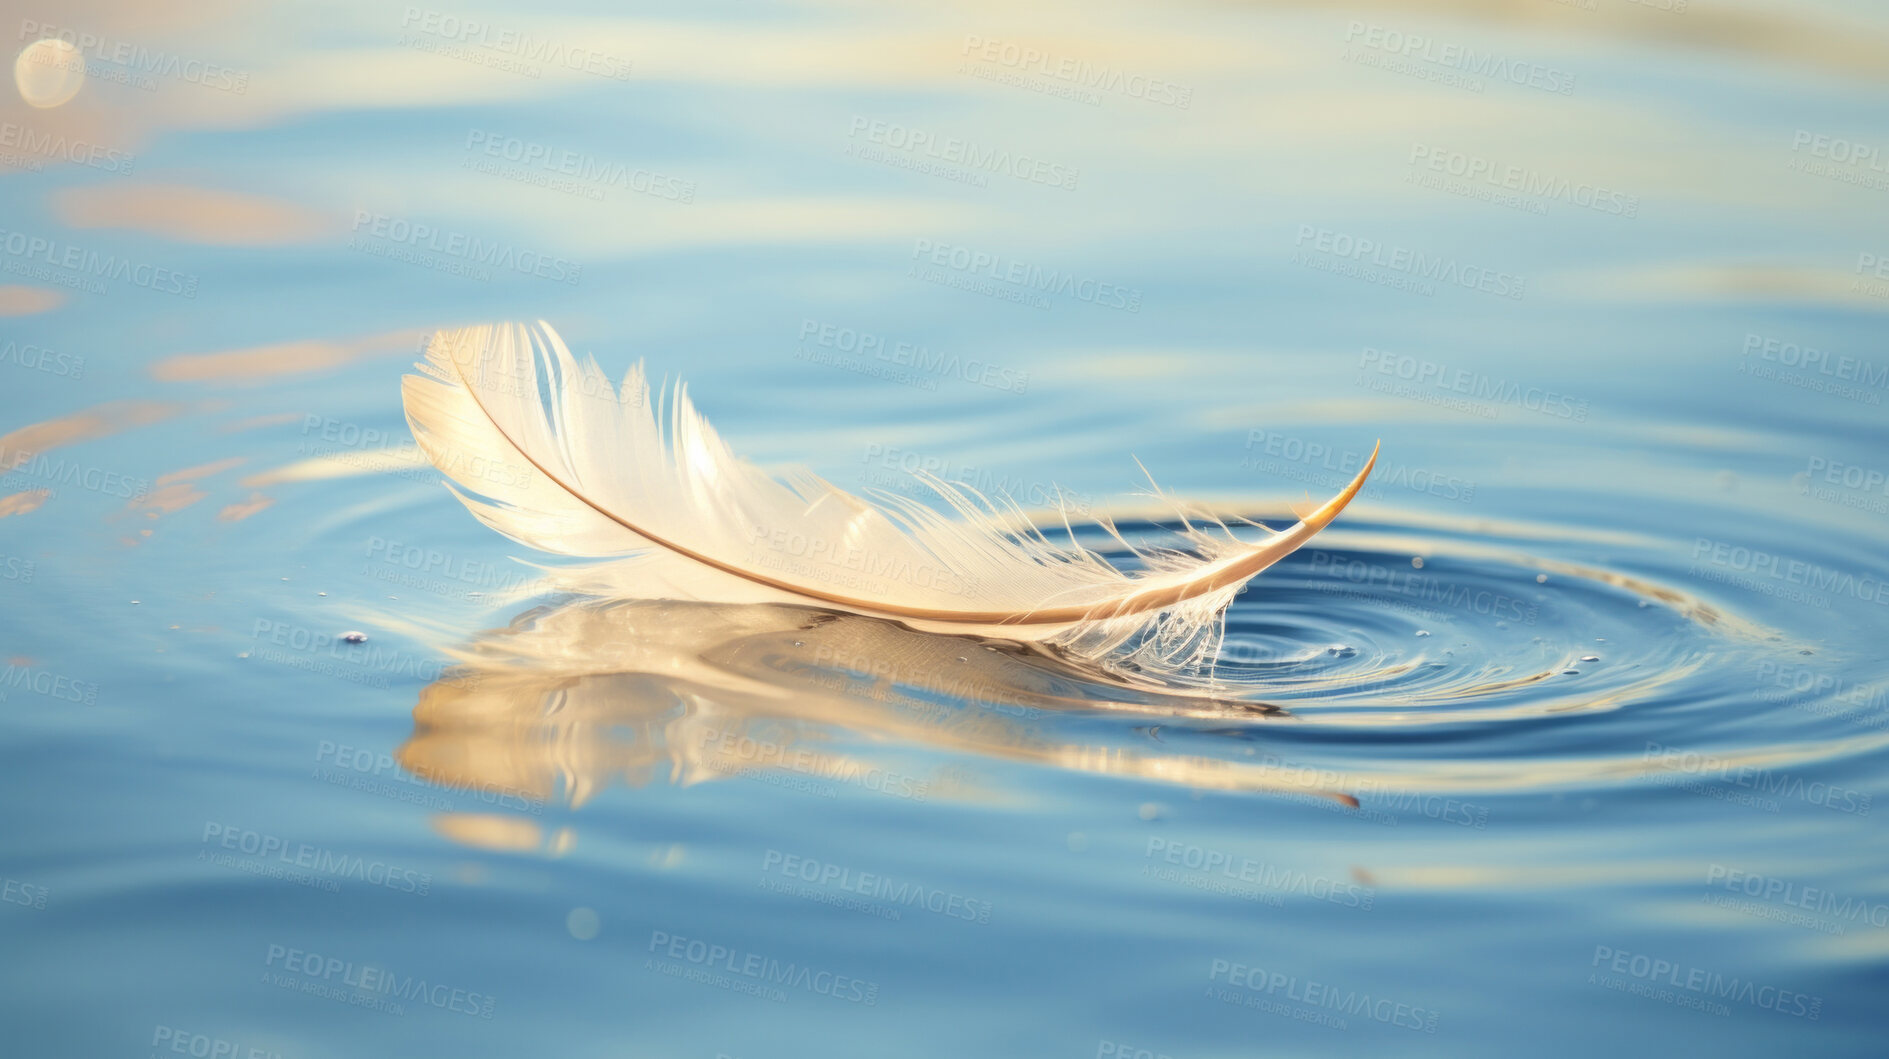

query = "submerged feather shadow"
[401,321,1377,674]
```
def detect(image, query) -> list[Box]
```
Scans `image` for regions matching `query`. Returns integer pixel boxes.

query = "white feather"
[401,321,1377,673]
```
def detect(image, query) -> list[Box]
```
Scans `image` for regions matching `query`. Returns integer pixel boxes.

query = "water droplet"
[791,640,803,647]
[1562,668,1580,675]
[1415,630,1431,637]
[955,656,968,663]
[1637,600,1650,608]
[14,39,86,109]
[1138,803,1161,821]
[1535,574,1548,584]
[1410,556,1425,569]
[341,631,368,644]
[566,907,600,941]
[317,592,327,597]
[129,600,141,605]
[1580,655,1600,663]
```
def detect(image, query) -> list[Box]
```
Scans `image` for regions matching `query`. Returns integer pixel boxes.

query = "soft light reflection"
[53,183,334,246]
[392,595,1392,831]
[0,286,66,317]
[13,39,84,109]
[149,328,425,383]
[0,401,181,472]
[0,489,50,518]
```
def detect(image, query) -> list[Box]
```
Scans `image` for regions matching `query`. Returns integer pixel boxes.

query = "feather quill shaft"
[402,321,1377,671]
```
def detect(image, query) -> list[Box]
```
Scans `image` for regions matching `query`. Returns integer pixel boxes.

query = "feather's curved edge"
[401,321,1379,646]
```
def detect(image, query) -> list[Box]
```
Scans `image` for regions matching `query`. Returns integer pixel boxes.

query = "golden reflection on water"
[393,597,1381,816]
[393,573,1874,845]
[0,286,66,316]
[148,328,425,384]
[0,489,50,518]
[52,183,333,246]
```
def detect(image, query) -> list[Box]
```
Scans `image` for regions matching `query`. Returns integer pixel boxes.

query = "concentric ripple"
[1207,518,1732,725]
[385,505,1859,812]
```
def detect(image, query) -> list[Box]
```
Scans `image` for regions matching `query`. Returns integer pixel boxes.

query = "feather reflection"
[398,597,1361,816]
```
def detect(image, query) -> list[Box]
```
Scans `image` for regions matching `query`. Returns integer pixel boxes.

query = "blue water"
[4,1,1889,1055]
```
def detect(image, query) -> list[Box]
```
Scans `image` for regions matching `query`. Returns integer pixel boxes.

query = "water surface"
[3,0,1888,1055]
